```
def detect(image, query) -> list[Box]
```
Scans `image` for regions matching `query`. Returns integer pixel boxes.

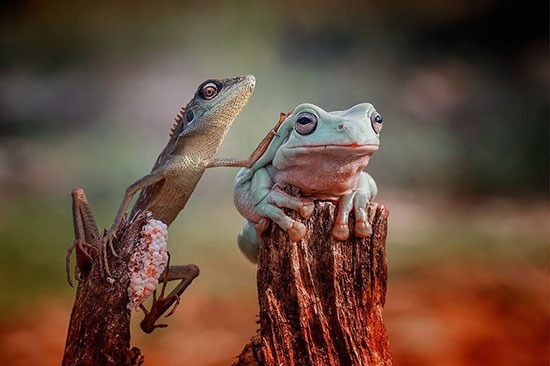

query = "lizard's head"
[172,75,256,144]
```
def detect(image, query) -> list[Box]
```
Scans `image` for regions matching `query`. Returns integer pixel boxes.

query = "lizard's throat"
[174,120,234,158]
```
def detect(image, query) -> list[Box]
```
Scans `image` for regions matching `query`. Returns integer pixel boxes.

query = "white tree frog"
[233,103,383,263]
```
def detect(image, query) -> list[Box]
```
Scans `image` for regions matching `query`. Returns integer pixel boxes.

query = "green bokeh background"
[0,1,547,365]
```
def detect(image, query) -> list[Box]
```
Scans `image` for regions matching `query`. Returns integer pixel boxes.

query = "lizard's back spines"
[170,105,187,138]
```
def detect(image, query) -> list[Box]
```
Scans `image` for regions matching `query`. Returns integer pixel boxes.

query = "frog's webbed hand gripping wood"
[66,75,283,337]
[233,102,383,263]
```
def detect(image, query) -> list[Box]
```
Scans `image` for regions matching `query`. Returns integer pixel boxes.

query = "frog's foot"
[238,220,262,263]
[332,223,350,241]
[332,192,354,240]
[270,186,314,219]
[353,191,373,237]
[237,218,274,263]
[255,218,270,236]
[332,191,373,240]
[288,222,307,242]
[257,190,310,242]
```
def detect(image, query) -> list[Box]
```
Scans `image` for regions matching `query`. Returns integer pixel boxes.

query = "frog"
[233,102,383,263]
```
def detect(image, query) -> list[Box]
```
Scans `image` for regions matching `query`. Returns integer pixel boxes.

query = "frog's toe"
[332,223,350,241]
[288,222,306,242]
[299,201,315,218]
[353,191,372,238]
[255,218,270,234]
[267,189,314,219]
[355,220,372,237]
[333,193,354,240]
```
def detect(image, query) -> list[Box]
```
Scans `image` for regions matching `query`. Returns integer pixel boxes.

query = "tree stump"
[235,197,392,366]
[62,215,146,366]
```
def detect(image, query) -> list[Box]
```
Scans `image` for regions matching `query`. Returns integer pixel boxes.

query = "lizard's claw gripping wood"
[65,239,97,287]
[100,214,127,279]
[139,260,200,334]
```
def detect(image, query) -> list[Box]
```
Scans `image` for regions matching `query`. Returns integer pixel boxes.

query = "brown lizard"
[66,75,285,332]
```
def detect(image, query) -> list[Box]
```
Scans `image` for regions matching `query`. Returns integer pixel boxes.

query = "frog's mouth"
[288,143,379,153]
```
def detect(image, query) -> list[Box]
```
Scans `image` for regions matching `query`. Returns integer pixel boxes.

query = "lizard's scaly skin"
[97,75,256,279]
[102,75,256,232]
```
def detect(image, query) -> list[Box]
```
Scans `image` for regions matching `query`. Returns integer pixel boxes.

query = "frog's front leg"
[252,167,314,241]
[332,172,378,240]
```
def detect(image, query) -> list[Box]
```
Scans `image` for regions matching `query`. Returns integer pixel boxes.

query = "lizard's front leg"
[101,167,169,275]
[332,172,378,240]
[139,261,200,333]
[207,111,291,169]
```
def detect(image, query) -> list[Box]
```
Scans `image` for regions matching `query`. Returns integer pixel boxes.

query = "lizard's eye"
[294,112,317,135]
[199,82,219,100]
[370,112,383,134]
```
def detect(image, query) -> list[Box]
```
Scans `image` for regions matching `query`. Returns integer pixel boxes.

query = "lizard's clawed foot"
[139,293,180,333]
[99,214,127,279]
[139,261,200,334]
[66,239,98,287]
[140,264,178,333]
[99,230,115,278]
[102,229,119,257]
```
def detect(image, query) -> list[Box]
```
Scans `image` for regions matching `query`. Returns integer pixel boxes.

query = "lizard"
[66,74,283,332]
[232,102,384,263]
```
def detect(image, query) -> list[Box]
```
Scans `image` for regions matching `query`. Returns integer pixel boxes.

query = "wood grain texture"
[235,194,392,366]
[62,215,146,366]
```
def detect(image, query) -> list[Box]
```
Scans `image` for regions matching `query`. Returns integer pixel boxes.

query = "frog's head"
[278,102,383,156]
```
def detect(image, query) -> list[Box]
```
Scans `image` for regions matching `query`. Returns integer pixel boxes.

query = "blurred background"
[0,0,547,365]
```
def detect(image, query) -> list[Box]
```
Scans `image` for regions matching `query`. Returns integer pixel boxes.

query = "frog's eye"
[199,82,219,100]
[370,112,383,134]
[294,112,318,135]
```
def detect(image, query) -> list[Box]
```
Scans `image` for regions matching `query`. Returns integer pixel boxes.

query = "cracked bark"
[234,195,392,366]
[62,215,146,366]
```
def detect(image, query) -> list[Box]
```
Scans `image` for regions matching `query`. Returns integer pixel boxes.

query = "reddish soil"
[0,265,547,366]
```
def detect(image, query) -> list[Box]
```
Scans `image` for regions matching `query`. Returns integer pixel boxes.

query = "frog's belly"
[270,156,367,197]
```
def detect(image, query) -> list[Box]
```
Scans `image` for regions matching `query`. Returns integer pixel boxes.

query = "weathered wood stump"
[235,198,392,366]
[62,215,146,366]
